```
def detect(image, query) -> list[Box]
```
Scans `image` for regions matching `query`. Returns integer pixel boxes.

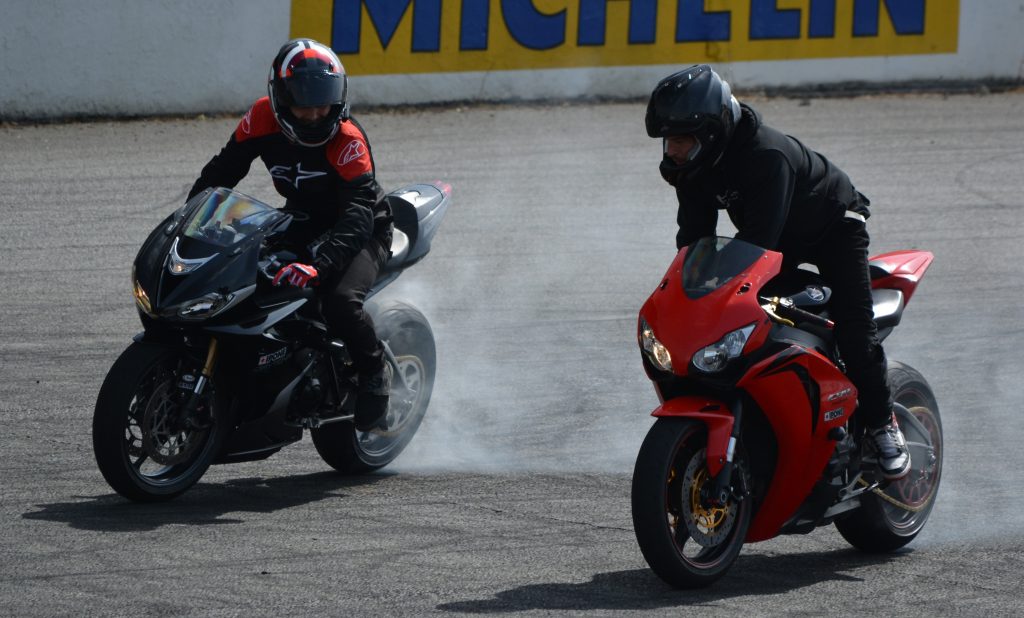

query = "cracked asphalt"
[2,91,1024,616]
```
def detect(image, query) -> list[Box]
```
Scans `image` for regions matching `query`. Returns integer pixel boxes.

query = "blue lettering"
[460,0,490,50]
[809,0,836,37]
[853,0,926,36]
[750,0,800,39]
[332,0,441,53]
[501,0,566,50]
[676,0,730,42]
[578,0,657,46]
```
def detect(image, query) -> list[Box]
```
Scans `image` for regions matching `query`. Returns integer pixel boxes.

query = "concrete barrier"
[2,1,1022,120]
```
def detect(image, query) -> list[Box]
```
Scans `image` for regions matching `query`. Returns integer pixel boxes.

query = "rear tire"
[631,418,752,588]
[92,342,227,502]
[835,361,942,552]
[312,301,435,473]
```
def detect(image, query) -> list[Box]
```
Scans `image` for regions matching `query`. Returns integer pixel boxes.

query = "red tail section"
[869,250,934,303]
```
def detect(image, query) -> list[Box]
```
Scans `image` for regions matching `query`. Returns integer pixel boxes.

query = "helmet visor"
[280,72,346,108]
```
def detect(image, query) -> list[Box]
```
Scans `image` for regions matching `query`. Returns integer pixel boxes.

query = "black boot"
[355,362,392,431]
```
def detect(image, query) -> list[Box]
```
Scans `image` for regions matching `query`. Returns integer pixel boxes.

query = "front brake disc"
[680,448,737,546]
[141,381,206,466]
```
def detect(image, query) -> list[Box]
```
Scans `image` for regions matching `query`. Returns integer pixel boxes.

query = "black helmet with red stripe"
[268,39,349,147]
[646,65,741,182]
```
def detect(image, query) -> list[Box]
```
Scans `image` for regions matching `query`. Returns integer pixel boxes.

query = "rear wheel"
[92,342,227,502]
[631,418,752,588]
[312,301,435,473]
[835,361,942,551]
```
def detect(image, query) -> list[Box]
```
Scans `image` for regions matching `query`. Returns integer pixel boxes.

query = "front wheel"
[92,342,228,502]
[631,418,752,588]
[835,361,943,552]
[312,301,436,473]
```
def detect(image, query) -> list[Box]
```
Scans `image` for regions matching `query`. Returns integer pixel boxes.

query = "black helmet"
[268,39,349,147]
[646,65,741,180]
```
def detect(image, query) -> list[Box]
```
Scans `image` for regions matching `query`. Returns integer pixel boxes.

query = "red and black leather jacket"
[188,96,390,273]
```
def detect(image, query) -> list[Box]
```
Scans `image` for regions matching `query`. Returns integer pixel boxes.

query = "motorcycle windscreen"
[182,187,286,248]
[682,237,766,300]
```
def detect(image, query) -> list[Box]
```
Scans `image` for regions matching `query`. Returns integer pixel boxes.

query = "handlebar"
[761,296,835,330]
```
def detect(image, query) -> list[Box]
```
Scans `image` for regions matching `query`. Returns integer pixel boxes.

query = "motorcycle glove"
[273,263,319,288]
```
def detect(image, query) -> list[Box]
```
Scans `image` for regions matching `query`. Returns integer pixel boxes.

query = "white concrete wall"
[0,0,290,119]
[1,1,1022,120]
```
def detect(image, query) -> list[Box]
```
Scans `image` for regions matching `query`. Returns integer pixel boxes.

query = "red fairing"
[639,245,781,379]
[738,348,857,542]
[869,250,934,302]
[652,397,734,477]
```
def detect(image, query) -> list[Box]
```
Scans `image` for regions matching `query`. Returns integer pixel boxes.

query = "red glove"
[273,263,318,288]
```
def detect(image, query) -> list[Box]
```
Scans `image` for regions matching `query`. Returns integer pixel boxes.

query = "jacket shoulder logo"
[338,140,367,167]
[715,189,741,207]
[241,108,253,135]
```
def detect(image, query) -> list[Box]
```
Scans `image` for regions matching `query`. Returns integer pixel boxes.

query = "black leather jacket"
[670,103,869,260]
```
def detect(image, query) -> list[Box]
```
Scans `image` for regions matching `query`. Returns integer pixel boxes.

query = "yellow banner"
[291,0,959,75]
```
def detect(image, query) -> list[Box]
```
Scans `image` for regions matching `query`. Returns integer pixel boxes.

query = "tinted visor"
[280,71,345,107]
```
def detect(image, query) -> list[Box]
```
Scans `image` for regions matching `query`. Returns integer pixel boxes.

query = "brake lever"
[762,296,835,330]
[760,297,795,327]
[258,256,283,281]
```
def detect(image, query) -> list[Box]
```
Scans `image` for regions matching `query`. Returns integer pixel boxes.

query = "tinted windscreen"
[183,188,285,247]
[682,237,766,299]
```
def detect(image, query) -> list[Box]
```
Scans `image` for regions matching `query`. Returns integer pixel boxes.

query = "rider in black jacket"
[188,38,393,431]
[646,65,911,480]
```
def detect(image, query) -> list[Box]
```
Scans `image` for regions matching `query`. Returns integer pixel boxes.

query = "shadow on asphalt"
[21,471,389,531]
[436,549,902,612]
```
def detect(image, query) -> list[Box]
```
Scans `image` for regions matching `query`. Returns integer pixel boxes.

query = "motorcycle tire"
[92,342,227,502]
[632,418,752,588]
[312,300,435,474]
[835,361,943,552]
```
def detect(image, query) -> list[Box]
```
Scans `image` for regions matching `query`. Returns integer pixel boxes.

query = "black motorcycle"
[93,183,450,501]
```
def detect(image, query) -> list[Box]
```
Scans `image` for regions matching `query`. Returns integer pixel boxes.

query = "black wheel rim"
[876,394,942,532]
[355,353,428,457]
[666,436,746,568]
[123,358,216,487]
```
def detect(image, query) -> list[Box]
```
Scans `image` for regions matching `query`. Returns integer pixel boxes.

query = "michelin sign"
[291,0,959,75]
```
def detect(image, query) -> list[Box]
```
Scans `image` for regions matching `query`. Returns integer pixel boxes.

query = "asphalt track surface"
[2,91,1024,617]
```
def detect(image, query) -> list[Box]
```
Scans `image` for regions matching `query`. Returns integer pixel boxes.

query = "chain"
[857,477,935,513]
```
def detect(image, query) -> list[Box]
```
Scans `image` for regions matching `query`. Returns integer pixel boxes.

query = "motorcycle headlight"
[131,268,153,316]
[640,318,673,372]
[176,293,228,320]
[692,324,756,373]
[171,284,256,321]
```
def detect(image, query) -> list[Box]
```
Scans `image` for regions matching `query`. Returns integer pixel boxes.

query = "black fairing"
[136,237,258,316]
[132,188,290,326]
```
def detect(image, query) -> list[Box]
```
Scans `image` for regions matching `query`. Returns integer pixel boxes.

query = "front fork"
[706,395,744,506]
[182,337,219,429]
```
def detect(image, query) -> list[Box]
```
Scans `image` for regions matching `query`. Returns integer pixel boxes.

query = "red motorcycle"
[631,236,941,588]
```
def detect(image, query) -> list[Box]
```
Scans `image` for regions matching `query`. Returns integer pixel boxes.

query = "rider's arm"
[310,180,380,273]
[187,134,259,200]
[675,187,719,250]
[311,120,383,273]
[187,101,270,200]
[732,150,796,250]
